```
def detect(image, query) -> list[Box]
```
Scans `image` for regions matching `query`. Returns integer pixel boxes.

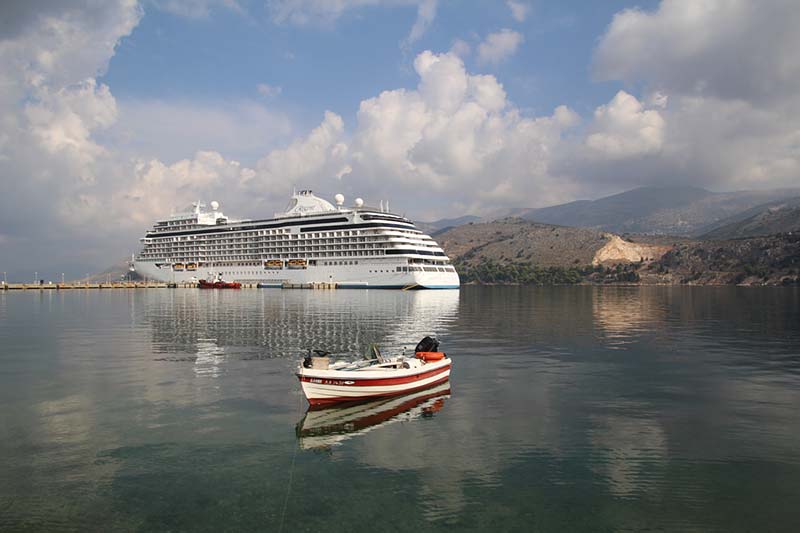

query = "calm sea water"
[1,286,799,532]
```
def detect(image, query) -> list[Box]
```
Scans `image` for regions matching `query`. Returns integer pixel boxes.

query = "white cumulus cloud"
[586,91,665,159]
[449,38,470,58]
[257,83,282,98]
[114,151,256,227]
[593,0,800,103]
[5,0,800,279]
[153,0,245,19]
[507,1,529,22]
[403,0,437,49]
[477,29,524,65]
[268,0,438,49]
[24,79,118,184]
[106,98,294,164]
[589,0,800,190]
[343,51,579,208]
[248,111,350,197]
[243,49,582,213]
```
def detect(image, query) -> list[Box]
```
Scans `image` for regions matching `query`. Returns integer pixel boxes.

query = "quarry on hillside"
[592,235,672,266]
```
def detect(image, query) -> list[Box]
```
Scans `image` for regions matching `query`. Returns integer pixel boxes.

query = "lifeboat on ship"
[296,336,451,407]
[172,263,185,271]
[287,259,307,269]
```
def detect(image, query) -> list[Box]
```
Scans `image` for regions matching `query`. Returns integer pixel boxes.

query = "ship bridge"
[277,190,338,218]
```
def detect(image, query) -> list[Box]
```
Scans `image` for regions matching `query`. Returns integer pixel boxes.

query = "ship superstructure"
[133,191,460,289]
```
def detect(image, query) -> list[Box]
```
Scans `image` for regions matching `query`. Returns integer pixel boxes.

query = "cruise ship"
[133,190,460,289]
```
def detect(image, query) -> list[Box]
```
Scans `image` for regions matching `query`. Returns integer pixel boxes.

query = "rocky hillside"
[437,218,675,267]
[437,217,800,286]
[436,219,607,267]
[641,234,800,286]
[698,198,800,240]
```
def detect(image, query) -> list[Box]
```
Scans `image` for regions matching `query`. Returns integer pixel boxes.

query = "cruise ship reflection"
[296,381,451,450]
[144,289,460,363]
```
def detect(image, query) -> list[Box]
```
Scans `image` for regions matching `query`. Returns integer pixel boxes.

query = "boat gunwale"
[302,373,451,406]
[297,357,451,382]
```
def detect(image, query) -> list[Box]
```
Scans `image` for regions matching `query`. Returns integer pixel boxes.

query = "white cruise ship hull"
[134,260,460,289]
[133,191,461,289]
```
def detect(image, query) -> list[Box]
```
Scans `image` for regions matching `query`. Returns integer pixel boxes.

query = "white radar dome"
[210,201,220,211]
[334,193,344,206]
[354,198,364,208]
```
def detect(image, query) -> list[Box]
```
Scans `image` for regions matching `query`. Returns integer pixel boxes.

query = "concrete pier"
[0,282,168,290]
[0,281,340,290]
[281,282,337,289]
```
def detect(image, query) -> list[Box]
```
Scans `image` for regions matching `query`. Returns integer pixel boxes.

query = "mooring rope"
[278,386,305,533]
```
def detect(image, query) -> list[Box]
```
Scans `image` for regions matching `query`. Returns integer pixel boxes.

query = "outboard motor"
[304,349,332,370]
[415,336,439,353]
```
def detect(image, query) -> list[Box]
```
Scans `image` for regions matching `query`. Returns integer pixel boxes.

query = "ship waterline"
[133,190,460,289]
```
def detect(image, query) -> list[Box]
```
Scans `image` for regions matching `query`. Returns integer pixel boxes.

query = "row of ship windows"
[142,242,420,250]
[152,227,412,238]
[148,235,429,246]
[397,266,456,273]
[144,235,432,245]
[149,228,424,242]
[158,220,198,227]
[157,259,449,267]
[141,249,436,258]
[143,245,433,253]
[142,251,390,261]
[143,239,436,248]
[171,266,452,275]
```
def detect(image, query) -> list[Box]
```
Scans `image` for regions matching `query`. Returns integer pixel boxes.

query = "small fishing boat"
[296,336,451,406]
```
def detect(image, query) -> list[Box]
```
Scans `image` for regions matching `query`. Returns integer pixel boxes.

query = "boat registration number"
[310,379,356,386]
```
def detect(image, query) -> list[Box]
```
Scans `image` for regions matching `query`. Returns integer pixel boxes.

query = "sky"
[1,0,799,281]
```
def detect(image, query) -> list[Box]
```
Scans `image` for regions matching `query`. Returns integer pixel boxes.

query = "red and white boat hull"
[297,357,452,406]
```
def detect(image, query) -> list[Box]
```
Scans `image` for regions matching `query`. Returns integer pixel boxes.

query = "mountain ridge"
[698,197,800,240]
[422,185,800,237]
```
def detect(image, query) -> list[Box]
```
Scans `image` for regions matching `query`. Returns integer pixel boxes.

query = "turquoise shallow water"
[1,286,799,531]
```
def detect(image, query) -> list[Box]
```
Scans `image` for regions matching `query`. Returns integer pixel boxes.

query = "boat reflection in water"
[296,381,451,450]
